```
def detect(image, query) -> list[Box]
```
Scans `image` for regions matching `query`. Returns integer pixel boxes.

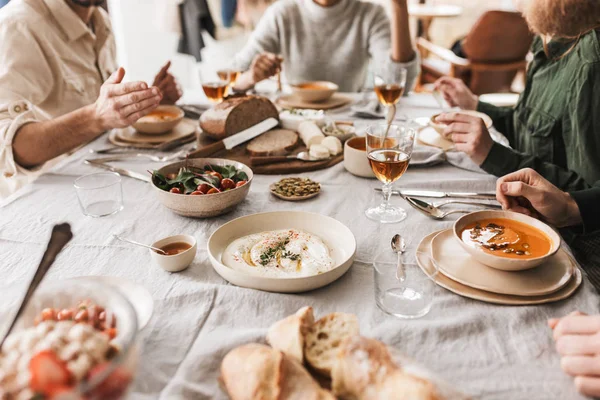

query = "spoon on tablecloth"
[113,234,167,255]
[391,234,406,282]
[0,223,73,350]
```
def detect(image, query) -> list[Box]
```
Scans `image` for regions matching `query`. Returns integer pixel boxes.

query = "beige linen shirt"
[0,0,117,199]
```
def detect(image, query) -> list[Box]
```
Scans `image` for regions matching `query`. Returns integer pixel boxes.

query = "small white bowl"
[133,105,184,135]
[453,210,561,271]
[150,234,197,272]
[343,136,375,178]
[290,81,338,103]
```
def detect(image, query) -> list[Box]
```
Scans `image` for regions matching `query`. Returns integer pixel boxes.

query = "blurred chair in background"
[418,10,533,94]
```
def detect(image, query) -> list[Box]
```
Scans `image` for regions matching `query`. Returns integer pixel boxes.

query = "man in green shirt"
[435,30,600,192]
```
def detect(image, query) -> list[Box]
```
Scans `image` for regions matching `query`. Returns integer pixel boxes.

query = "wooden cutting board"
[191,131,343,175]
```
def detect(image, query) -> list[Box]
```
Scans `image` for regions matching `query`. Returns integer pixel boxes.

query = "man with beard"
[0,0,182,197]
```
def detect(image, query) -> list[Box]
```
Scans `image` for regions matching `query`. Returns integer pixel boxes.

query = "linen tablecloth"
[1,94,598,400]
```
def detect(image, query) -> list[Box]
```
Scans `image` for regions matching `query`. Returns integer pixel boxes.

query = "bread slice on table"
[304,312,360,377]
[267,306,315,363]
[220,343,335,400]
[247,129,299,157]
[331,336,439,400]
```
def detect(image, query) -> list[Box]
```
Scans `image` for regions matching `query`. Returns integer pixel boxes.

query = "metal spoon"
[113,234,167,255]
[391,234,406,281]
[405,196,474,220]
[0,223,73,350]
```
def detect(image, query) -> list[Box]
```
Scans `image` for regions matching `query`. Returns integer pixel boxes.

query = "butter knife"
[376,188,496,200]
[189,118,279,158]
[84,159,151,183]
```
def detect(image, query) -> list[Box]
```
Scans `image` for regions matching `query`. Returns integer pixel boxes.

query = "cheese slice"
[298,121,325,148]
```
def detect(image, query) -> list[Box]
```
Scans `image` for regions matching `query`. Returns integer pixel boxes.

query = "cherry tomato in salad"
[190,191,204,195]
[75,309,89,323]
[166,173,177,180]
[196,183,211,194]
[206,171,223,181]
[41,308,56,321]
[220,178,236,190]
[236,180,248,188]
[57,309,73,321]
[207,188,221,194]
[169,187,182,194]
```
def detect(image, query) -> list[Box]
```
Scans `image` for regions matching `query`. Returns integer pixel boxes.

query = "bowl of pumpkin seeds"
[270,177,321,201]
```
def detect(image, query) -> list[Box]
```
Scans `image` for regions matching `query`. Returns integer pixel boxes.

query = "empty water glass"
[74,172,124,217]
[373,250,438,319]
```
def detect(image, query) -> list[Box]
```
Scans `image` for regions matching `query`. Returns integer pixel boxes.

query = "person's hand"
[152,61,182,105]
[495,168,583,228]
[435,112,494,165]
[434,77,478,110]
[249,52,282,85]
[549,312,600,398]
[92,67,162,131]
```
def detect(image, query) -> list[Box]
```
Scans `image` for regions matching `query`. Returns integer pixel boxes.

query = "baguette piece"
[220,343,335,400]
[200,95,279,140]
[267,306,315,363]
[332,336,439,400]
[246,129,299,156]
[304,312,359,377]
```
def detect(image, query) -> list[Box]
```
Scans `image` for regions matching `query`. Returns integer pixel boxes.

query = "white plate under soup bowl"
[207,211,356,293]
[453,210,561,271]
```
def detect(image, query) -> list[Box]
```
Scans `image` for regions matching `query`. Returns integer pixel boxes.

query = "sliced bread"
[304,312,359,377]
[266,306,315,363]
[246,129,299,156]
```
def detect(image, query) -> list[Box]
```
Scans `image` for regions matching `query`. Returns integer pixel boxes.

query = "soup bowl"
[290,81,338,103]
[132,105,184,135]
[429,110,493,135]
[453,210,561,271]
[343,136,375,178]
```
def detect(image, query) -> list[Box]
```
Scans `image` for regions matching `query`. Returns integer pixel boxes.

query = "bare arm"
[13,68,161,168]
[390,0,415,62]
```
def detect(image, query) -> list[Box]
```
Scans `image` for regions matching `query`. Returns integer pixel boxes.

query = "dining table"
[1,92,598,400]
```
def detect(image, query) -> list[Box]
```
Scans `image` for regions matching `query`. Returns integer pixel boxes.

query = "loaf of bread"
[220,343,335,400]
[266,306,314,363]
[200,95,279,140]
[304,312,360,377]
[246,129,299,157]
[332,336,439,400]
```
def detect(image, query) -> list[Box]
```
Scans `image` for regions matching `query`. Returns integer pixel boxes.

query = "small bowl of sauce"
[150,234,197,272]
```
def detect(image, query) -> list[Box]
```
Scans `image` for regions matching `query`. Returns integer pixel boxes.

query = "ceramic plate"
[207,211,356,293]
[112,118,196,144]
[69,276,154,330]
[277,94,353,110]
[417,127,454,151]
[416,231,582,305]
[479,93,519,107]
[430,229,572,296]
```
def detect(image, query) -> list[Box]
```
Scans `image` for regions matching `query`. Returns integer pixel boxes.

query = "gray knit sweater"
[232,0,420,92]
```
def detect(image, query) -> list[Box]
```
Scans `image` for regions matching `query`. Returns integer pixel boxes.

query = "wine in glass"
[217,69,241,87]
[200,70,230,103]
[365,123,416,223]
[374,66,407,111]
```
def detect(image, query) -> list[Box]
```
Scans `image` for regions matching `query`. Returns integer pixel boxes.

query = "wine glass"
[199,69,230,103]
[217,69,242,88]
[374,66,407,112]
[365,123,416,223]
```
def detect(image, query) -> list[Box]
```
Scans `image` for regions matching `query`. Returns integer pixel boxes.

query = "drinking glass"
[374,66,407,110]
[74,172,124,217]
[373,250,438,319]
[199,69,230,103]
[365,123,416,223]
[216,69,242,88]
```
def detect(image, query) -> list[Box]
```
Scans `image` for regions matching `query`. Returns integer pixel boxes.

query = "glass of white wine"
[199,69,230,103]
[365,123,416,223]
[374,66,407,110]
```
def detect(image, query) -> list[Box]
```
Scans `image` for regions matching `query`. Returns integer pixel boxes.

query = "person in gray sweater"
[232,0,419,93]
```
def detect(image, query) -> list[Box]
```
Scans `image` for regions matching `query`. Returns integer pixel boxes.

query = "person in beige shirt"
[0,0,182,198]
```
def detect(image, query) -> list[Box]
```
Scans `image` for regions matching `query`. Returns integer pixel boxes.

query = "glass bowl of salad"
[0,279,139,400]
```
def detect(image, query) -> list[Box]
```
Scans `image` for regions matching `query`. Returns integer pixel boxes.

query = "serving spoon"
[113,234,167,255]
[391,234,406,282]
[0,223,73,350]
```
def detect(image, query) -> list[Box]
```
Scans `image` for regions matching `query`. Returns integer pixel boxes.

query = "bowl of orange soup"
[132,105,185,135]
[291,81,338,103]
[453,210,561,271]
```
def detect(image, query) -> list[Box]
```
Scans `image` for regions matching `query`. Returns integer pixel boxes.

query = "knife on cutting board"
[188,118,279,158]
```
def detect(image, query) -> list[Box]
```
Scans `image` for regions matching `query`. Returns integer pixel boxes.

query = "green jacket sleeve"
[477,101,515,143]
[569,185,600,234]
